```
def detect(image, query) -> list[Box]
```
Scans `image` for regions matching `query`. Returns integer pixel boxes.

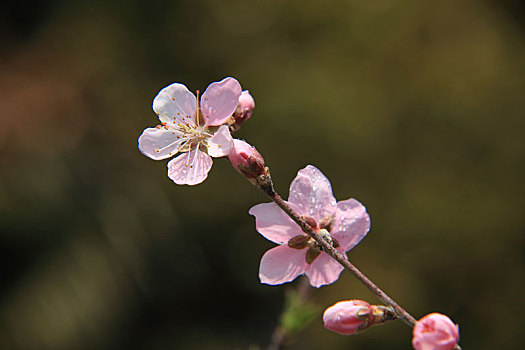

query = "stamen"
[195,89,201,128]
[188,141,201,169]
[157,136,188,153]
[184,147,191,168]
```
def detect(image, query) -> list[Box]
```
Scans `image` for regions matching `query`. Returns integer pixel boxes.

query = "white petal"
[138,127,187,160]
[167,148,213,185]
[207,125,233,157]
[153,83,197,125]
[288,165,337,221]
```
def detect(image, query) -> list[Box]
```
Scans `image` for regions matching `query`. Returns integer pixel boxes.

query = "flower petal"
[331,199,370,251]
[153,83,197,125]
[259,245,307,285]
[138,127,187,160]
[201,77,242,126]
[288,165,337,221]
[167,148,213,185]
[305,252,345,288]
[207,125,233,157]
[249,202,304,244]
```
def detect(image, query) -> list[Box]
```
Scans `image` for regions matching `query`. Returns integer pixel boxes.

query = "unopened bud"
[412,313,459,350]
[230,91,255,131]
[228,139,266,179]
[323,300,396,336]
[323,300,370,335]
[238,90,255,119]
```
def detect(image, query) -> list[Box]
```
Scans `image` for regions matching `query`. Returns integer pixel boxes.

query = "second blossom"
[249,165,371,288]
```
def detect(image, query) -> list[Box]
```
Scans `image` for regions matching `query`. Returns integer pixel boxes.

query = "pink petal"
[201,77,242,126]
[167,148,213,185]
[138,127,187,160]
[259,245,307,285]
[413,313,459,350]
[331,198,371,251]
[153,83,197,125]
[305,252,345,288]
[288,165,337,221]
[207,125,233,157]
[249,202,304,244]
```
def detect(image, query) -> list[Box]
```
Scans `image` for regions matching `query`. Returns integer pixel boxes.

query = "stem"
[254,172,417,327]
[267,277,312,350]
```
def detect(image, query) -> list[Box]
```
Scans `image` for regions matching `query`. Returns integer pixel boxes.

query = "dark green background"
[1,0,523,349]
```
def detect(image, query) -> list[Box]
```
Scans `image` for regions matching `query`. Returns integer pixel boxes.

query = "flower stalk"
[267,277,315,350]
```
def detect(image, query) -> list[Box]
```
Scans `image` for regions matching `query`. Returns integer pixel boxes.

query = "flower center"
[176,124,211,152]
[156,115,214,153]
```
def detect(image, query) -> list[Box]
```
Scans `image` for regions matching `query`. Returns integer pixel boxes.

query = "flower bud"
[323,300,396,336]
[238,90,255,119]
[323,300,371,335]
[228,139,265,179]
[230,91,255,131]
[412,313,459,350]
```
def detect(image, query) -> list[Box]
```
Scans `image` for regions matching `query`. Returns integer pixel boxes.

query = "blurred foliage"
[281,286,318,335]
[0,0,524,349]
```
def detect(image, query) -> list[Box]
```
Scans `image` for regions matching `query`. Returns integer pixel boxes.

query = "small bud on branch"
[228,139,267,182]
[323,300,397,335]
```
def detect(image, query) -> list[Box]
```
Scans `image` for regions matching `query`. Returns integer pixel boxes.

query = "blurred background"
[1,0,524,349]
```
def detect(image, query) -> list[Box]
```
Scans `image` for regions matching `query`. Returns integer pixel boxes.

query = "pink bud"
[412,313,459,350]
[228,139,265,179]
[231,91,255,128]
[239,90,255,113]
[323,300,371,335]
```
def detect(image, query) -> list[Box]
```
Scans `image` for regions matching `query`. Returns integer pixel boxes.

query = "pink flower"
[138,77,242,185]
[249,165,370,288]
[412,313,459,350]
[228,139,265,179]
[323,300,371,335]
